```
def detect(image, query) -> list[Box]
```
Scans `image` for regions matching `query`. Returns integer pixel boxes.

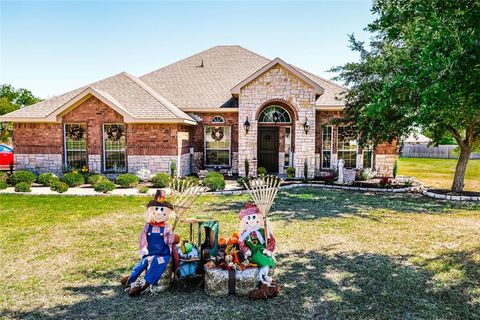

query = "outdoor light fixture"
[243,116,251,134]
[303,117,310,135]
[272,112,280,123]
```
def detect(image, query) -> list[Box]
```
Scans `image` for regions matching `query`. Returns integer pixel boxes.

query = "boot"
[248,283,270,300]
[268,282,281,297]
[120,275,130,288]
[128,282,150,297]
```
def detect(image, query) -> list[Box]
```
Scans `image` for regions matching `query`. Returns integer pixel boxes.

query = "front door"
[258,127,279,173]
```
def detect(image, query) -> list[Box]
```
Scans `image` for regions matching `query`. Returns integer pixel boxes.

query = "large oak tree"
[332,0,480,192]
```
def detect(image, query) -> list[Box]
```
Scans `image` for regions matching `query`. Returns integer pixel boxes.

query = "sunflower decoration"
[66,125,85,141]
[106,125,125,141]
[211,127,224,141]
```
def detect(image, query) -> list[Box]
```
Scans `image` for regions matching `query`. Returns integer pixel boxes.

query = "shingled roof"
[0,45,346,123]
[141,45,346,110]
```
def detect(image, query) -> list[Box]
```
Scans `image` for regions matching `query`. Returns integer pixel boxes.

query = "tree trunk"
[451,144,472,193]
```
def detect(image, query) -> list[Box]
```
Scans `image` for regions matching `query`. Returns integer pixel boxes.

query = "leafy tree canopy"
[332,0,480,192]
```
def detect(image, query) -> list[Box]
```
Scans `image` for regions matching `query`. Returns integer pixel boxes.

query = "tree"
[0,84,41,143]
[331,0,480,192]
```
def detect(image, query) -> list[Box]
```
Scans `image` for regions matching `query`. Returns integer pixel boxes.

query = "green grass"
[398,158,480,191]
[1,189,479,319]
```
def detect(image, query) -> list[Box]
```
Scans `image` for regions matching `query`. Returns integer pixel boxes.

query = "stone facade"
[127,154,190,176]
[238,64,317,178]
[14,154,63,176]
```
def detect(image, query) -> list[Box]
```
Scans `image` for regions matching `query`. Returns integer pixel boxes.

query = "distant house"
[404,132,432,145]
[0,46,397,177]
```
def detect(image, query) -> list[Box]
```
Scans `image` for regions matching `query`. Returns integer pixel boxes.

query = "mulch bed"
[427,189,480,197]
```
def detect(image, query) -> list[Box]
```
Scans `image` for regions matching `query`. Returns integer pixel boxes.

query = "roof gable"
[231,58,324,96]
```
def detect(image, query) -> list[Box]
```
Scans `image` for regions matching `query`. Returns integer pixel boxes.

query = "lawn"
[398,158,480,191]
[1,188,479,320]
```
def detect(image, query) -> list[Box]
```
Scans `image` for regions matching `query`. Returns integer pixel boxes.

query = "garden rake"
[169,177,207,231]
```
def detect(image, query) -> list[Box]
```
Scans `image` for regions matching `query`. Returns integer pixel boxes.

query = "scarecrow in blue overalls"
[121,190,175,296]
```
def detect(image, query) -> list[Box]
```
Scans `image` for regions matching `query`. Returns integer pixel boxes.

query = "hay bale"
[204,268,259,296]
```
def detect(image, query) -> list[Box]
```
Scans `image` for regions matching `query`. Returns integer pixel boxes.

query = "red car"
[0,144,14,171]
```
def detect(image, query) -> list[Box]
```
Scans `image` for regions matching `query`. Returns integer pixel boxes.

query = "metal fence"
[401,144,480,159]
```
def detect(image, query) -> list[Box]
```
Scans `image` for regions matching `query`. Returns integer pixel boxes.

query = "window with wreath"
[64,124,87,170]
[322,125,333,169]
[205,126,231,166]
[258,105,291,123]
[337,126,358,168]
[103,124,126,172]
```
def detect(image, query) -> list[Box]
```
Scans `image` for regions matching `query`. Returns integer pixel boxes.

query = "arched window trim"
[258,105,292,124]
[211,116,225,124]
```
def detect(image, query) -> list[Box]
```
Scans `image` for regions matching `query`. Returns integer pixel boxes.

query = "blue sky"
[0,1,374,98]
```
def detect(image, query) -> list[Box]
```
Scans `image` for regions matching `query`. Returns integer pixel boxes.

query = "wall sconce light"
[243,116,251,134]
[303,117,310,135]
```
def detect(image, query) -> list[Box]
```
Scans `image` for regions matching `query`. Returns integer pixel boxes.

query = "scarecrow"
[120,190,175,296]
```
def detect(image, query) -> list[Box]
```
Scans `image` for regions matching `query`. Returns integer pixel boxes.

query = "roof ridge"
[122,72,194,121]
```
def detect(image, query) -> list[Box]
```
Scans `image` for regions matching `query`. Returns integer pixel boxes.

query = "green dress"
[245,228,275,268]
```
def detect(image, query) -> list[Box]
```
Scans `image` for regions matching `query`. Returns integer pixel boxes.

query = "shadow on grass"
[269,187,480,221]
[4,248,478,320]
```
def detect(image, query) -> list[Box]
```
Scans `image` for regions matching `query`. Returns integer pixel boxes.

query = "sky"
[0,1,375,99]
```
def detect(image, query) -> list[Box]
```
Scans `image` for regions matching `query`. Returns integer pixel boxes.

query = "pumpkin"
[228,236,239,245]
[232,231,240,239]
[218,237,227,246]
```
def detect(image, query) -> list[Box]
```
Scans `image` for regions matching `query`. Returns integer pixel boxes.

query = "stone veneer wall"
[238,64,317,178]
[374,141,399,176]
[14,154,63,176]
[127,153,190,177]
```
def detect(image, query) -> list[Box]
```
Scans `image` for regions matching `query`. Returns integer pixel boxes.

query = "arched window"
[258,105,291,123]
[211,116,225,124]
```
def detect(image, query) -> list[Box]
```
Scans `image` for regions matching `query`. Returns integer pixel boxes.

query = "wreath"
[211,127,224,141]
[106,125,125,141]
[66,125,85,141]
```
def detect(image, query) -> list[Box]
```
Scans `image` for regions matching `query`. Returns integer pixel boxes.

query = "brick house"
[0,46,398,178]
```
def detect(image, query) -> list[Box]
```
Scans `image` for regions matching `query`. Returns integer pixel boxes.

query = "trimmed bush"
[87,174,108,186]
[62,172,85,187]
[203,172,225,191]
[184,175,200,185]
[286,166,295,178]
[137,185,149,194]
[37,173,60,187]
[151,173,171,188]
[9,170,36,185]
[257,167,267,176]
[236,176,251,188]
[50,181,69,193]
[0,180,7,190]
[14,182,31,192]
[116,173,139,188]
[356,168,375,181]
[0,171,8,183]
[94,180,116,193]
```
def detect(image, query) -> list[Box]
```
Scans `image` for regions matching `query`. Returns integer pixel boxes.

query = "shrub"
[286,166,295,178]
[94,180,116,193]
[393,160,398,178]
[203,172,225,191]
[356,168,375,181]
[37,173,59,187]
[116,173,140,188]
[87,174,108,186]
[185,175,200,185]
[50,181,69,193]
[151,173,171,188]
[379,177,392,188]
[237,176,251,188]
[136,168,152,182]
[14,182,31,192]
[137,185,149,194]
[0,180,7,190]
[404,180,413,187]
[257,167,267,176]
[0,171,8,183]
[62,172,85,187]
[245,159,250,177]
[9,170,36,185]
[170,161,177,177]
[303,160,309,181]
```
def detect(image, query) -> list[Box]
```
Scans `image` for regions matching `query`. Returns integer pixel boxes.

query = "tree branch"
[447,126,465,148]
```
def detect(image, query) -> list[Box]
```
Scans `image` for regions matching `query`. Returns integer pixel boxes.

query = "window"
[363,145,374,169]
[284,127,292,167]
[211,116,225,124]
[337,126,357,168]
[258,105,291,123]
[205,126,231,166]
[64,124,87,170]
[322,126,333,169]
[103,124,126,172]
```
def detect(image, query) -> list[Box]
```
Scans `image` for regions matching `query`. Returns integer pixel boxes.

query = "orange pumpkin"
[228,236,239,245]
[232,231,240,239]
[218,237,227,246]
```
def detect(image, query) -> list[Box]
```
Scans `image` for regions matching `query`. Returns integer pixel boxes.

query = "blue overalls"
[129,225,171,285]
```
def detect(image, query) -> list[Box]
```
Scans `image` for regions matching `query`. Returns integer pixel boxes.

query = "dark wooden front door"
[258,127,279,173]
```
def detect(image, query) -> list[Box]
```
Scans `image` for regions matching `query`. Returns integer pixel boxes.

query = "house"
[0,46,398,178]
